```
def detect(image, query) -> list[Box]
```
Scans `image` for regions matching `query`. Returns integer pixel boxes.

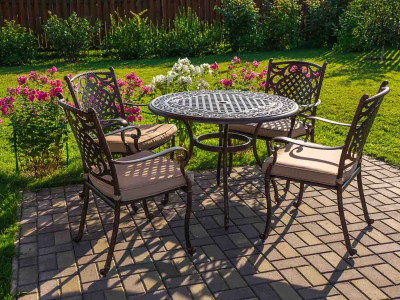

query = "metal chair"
[229,59,327,194]
[259,81,389,256]
[65,67,177,206]
[58,98,196,276]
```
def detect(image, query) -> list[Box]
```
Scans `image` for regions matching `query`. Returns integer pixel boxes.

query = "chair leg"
[142,199,153,220]
[130,203,139,213]
[295,183,305,208]
[185,189,196,256]
[337,185,357,256]
[271,180,281,204]
[285,180,291,192]
[162,193,169,206]
[100,201,120,276]
[357,173,374,226]
[260,178,273,240]
[73,184,90,243]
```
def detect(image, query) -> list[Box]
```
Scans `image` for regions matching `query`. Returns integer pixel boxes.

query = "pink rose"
[17,75,27,85]
[253,61,259,68]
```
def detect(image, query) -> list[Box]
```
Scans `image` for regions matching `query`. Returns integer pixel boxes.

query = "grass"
[0,48,400,297]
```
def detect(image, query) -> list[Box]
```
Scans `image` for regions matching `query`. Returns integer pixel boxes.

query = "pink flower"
[55,79,62,87]
[22,88,28,95]
[7,87,13,95]
[41,76,49,84]
[68,74,72,78]
[140,85,150,95]
[37,91,49,101]
[259,81,266,89]
[234,56,241,63]
[0,118,2,124]
[219,79,233,88]
[210,62,219,70]
[313,72,320,77]
[51,66,57,73]
[17,75,27,85]
[28,71,36,80]
[131,107,141,114]
[127,115,136,122]
[15,86,21,95]
[290,65,298,72]
[231,74,237,79]
[49,87,63,97]
[253,61,259,68]
[117,78,125,87]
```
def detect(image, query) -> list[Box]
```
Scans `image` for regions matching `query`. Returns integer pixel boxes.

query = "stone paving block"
[128,290,170,300]
[351,278,388,300]
[280,268,311,289]
[19,266,38,286]
[269,281,302,300]
[155,260,180,278]
[141,271,165,291]
[104,287,127,300]
[39,253,57,272]
[82,278,121,294]
[173,257,197,275]
[218,268,247,288]
[297,265,329,286]
[188,283,213,300]
[60,275,81,297]
[214,287,255,300]
[201,244,226,260]
[40,279,60,300]
[121,275,145,296]
[228,233,252,248]
[20,242,37,258]
[169,287,192,300]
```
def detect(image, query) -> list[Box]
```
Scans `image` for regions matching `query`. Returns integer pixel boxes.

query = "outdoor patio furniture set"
[58,60,390,276]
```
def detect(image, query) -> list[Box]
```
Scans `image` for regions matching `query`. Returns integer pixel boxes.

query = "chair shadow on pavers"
[17,150,400,299]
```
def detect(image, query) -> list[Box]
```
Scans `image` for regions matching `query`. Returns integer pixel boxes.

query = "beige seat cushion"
[230,119,306,138]
[106,124,177,153]
[262,143,358,186]
[89,150,193,201]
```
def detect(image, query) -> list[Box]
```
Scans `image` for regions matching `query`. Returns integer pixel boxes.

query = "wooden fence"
[0,0,268,36]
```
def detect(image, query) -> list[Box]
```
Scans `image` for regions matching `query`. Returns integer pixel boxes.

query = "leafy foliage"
[0,20,37,66]
[262,0,302,50]
[43,12,101,62]
[302,0,348,48]
[0,67,68,177]
[335,0,400,55]
[215,0,262,52]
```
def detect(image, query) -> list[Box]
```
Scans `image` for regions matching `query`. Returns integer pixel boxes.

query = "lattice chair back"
[265,59,327,115]
[65,67,125,121]
[339,81,390,176]
[58,99,120,196]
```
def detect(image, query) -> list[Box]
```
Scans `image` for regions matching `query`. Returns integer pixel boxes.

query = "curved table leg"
[183,121,195,167]
[223,124,230,229]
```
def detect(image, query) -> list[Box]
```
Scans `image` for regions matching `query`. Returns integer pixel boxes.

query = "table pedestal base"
[185,122,253,229]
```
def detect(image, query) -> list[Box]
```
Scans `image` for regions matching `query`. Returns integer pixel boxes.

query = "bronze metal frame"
[259,81,390,256]
[58,98,196,276]
[64,66,176,156]
[149,91,298,229]
[230,59,328,195]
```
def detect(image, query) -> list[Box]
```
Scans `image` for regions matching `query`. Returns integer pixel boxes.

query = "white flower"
[167,71,178,78]
[151,75,167,87]
[147,84,156,93]
[178,58,191,65]
[196,78,210,90]
[178,76,192,85]
[200,63,210,74]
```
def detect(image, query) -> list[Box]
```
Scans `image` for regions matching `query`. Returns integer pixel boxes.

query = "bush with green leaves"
[215,0,262,52]
[0,20,37,66]
[160,8,225,57]
[102,11,156,59]
[43,12,101,62]
[335,0,400,59]
[302,0,348,48]
[262,0,302,50]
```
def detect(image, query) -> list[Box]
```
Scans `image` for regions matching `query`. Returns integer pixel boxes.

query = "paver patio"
[13,156,400,300]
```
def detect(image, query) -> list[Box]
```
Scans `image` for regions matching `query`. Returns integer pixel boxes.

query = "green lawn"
[0,48,400,298]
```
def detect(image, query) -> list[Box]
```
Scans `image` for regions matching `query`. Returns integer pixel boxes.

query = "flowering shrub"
[148,58,211,145]
[0,67,68,177]
[211,56,268,92]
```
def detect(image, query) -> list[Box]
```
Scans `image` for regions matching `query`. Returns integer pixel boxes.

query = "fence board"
[0,0,337,47]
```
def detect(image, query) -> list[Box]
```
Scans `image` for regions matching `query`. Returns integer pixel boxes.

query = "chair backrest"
[58,98,120,196]
[339,81,390,177]
[265,59,327,114]
[64,67,125,121]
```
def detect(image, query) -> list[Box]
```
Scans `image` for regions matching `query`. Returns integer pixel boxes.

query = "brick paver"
[13,157,400,299]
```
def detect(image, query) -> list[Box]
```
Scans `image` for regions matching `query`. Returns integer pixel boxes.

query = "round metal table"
[149,90,299,228]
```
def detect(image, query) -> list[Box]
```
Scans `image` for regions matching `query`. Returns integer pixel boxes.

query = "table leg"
[223,124,229,229]
[217,125,223,186]
[183,121,194,167]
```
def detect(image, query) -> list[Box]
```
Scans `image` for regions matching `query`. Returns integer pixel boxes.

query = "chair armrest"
[111,147,189,165]
[100,118,128,129]
[305,116,352,127]
[272,137,345,150]
[104,125,141,139]
[300,99,321,108]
